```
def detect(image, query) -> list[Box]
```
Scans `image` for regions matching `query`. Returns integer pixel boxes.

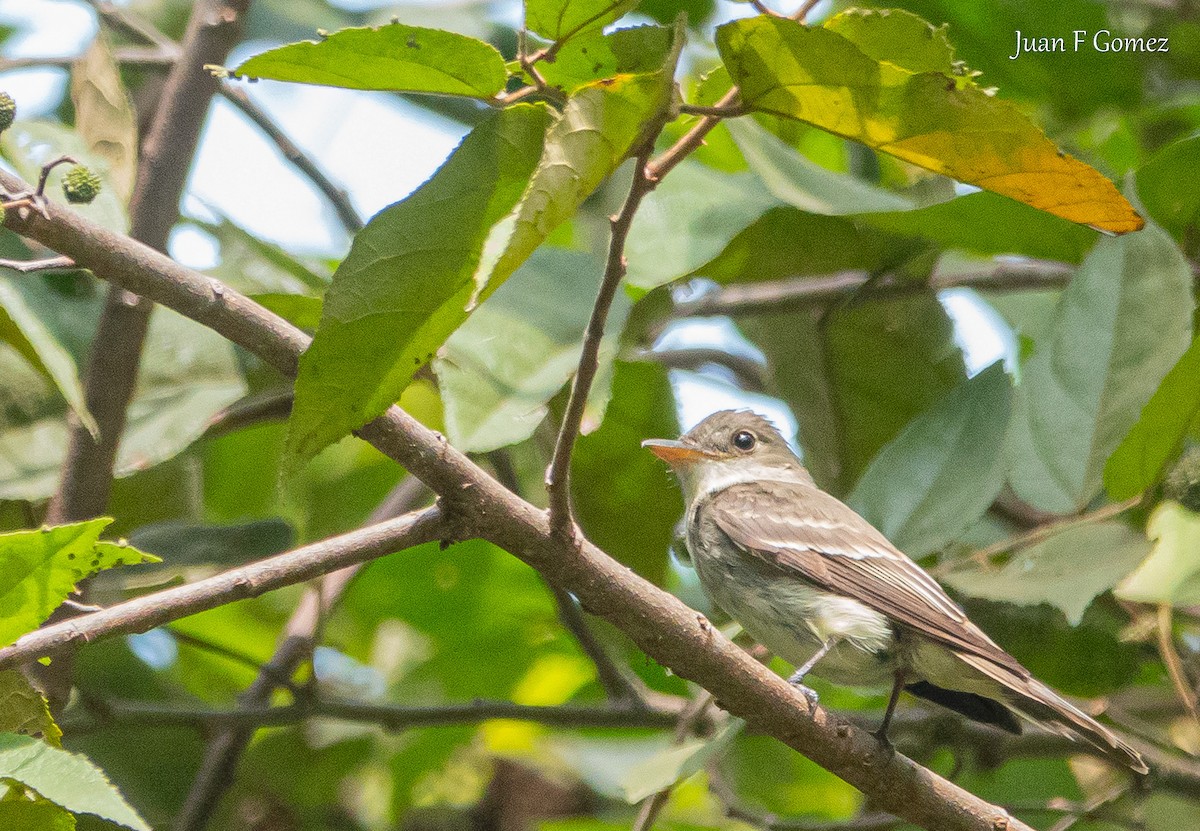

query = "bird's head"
[643,410,812,499]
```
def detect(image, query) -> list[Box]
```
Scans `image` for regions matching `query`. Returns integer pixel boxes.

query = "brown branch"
[66,696,686,735]
[0,505,443,667]
[674,262,1075,319]
[646,87,741,182]
[0,47,175,71]
[791,0,823,22]
[174,474,427,831]
[217,84,363,234]
[47,0,251,525]
[550,582,647,704]
[546,146,663,540]
[677,103,749,117]
[1156,604,1200,722]
[962,496,1141,569]
[0,255,75,273]
[2,172,1045,831]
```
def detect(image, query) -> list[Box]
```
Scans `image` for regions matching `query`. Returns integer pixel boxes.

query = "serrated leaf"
[0,278,95,437]
[625,160,778,291]
[618,719,743,803]
[849,362,1011,557]
[944,521,1148,625]
[0,670,61,747]
[0,733,149,831]
[525,0,638,42]
[70,32,138,202]
[0,519,158,646]
[1105,336,1200,500]
[230,24,507,98]
[1007,223,1193,513]
[824,8,956,75]
[473,36,681,301]
[285,104,550,466]
[1116,501,1200,606]
[436,248,623,452]
[725,117,913,215]
[715,16,1141,232]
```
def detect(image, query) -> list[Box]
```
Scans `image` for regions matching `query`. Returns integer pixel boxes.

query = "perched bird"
[643,409,1147,774]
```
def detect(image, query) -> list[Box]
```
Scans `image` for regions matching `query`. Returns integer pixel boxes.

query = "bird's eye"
[732,430,756,451]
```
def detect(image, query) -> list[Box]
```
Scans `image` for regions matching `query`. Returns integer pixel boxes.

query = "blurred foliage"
[1,0,1199,829]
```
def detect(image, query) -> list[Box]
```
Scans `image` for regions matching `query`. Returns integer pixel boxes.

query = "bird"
[643,409,1147,774]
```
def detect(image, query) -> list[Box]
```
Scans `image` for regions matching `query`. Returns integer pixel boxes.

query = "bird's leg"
[873,668,908,748]
[788,639,835,708]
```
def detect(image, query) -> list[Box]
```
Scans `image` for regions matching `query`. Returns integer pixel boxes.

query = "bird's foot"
[788,678,820,709]
[870,727,894,753]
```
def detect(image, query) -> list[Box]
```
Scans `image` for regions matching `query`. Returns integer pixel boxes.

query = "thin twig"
[65,696,686,735]
[218,84,363,234]
[964,497,1141,567]
[1156,604,1200,722]
[0,255,75,273]
[83,0,176,48]
[0,47,176,71]
[792,0,823,22]
[632,691,716,831]
[546,145,663,539]
[167,628,300,693]
[677,103,748,117]
[646,87,741,182]
[551,583,646,703]
[748,0,783,16]
[0,506,444,670]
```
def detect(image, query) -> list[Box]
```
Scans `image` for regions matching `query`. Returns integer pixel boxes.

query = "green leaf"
[715,16,1141,232]
[538,25,674,93]
[0,670,61,747]
[474,60,679,301]
[0,733,149,831]
[824,8,956,74]
[127,518,294,571]
[436,248,626,452]
[1116,501,1200,606]
[573,361,681,584]
[625,160,778,291]
[618,719,743,803]
[1105,336,1200,500]
[943,521,1149,625]
[861,190,1098,264]
[692,207,919,286]
[1007,224,1193,513]
[199,216,330,295]
[0,519,158,646]
[230,24,507,98]
[0,278,95,437]
[1137,134,1200,244]
[286,104,550,466]
[251,292,323,332]
[525,0,638,42]
[848,362,1011,557]
[0,801,75,831]
[70,32,138,203]
[725,117,914,215]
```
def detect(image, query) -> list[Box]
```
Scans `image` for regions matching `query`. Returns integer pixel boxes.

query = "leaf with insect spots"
[0,518,159,647]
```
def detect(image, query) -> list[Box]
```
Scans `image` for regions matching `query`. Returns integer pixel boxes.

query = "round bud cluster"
[62,165,102,204]
[1164,446,1200,513]
[0,92,14,132]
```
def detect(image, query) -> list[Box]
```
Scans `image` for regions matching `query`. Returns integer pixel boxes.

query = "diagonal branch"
[2,171,1039,831]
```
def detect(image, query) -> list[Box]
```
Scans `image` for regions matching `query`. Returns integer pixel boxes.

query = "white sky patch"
[671,368,798,440]
[0,0,95,115]
[654,316,766,364]
[939,287,1016,375]
[169,224,221,270]
[126,629,178,670]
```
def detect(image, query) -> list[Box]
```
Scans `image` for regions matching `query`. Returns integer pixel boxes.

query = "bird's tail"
[956,653,1148,774]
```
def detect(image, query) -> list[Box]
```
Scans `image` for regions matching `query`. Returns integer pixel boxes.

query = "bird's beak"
[642,438,715,466]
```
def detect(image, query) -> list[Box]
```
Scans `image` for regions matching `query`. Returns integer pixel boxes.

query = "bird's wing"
[705,481,1026,677]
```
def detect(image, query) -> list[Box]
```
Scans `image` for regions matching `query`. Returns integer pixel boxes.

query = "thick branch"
[546,150,661,539]
[674,262,1075,319]
[0,506,443,666]
[3,175,1038,831]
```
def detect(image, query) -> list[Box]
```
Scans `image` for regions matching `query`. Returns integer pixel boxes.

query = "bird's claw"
[870,727,894,753]
[789,680,820,709]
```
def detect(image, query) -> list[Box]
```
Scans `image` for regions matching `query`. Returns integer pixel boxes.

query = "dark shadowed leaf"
[0,669,62,747]
[286,104,550,466]
[1137,134,1200,245]
[849,363,1012,557]
[537,25,673,93]
[1008,224,1193,513]
[230,24,507,98]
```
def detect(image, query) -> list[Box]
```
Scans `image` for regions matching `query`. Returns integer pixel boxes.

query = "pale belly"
[691,543,898,689]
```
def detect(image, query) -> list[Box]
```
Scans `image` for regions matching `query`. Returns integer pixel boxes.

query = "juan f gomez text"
[1010,29,1169,59]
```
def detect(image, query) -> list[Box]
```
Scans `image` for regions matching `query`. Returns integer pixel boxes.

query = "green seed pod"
[62,165,102,204]
[0,92,14,132]
[1164,446,1200,513]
